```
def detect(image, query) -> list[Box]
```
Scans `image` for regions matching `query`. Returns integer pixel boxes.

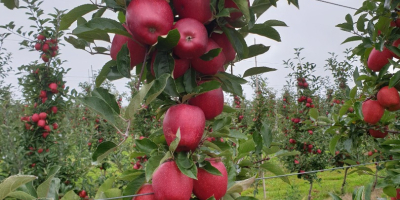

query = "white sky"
[0,0,363,102]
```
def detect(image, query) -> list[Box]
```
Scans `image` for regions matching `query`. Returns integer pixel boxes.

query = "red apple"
[51,106,58,114]
[37,34,46,41]
[41,54,49,62]
[367,48,393,72]
[34,43,41,51]
[38,119,46,127]
[132,184,156,200]
[193,159,228,200]
[191,39,226,75]
[362,100,385,124]
[32,113,39,122]
[40,90,47,98]
[152,161,193,200]
[37,149,43,153]
[173,0,213,24]
[53,123,58,130]
[224,0,249,21]
[44,125,51,131]
[110,34,147,68]
[79,190,87,198]
[368,151,373,156]
[210,31,236,64]
[42,132,49,138]
[189,82,224,120]
[39,112,47,120]
[173,18,208,59]
[163,104,205,152]
[125,0,173,45]
[377,86,400,110]
[42,43,49,52]
[369,127,388,138]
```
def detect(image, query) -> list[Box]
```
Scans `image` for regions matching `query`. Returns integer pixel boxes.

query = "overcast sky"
[0,0,363,102]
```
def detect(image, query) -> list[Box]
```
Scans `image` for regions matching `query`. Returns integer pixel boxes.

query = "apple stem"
[136,47,149,90]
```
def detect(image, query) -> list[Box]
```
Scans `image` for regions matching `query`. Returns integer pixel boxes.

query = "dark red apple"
[224,0,249,21]
[34,43,41,51]
[132,184,156,200]
[42,43,50,52]
[189,82,224,120]
[37,34,46,41]
[191,39,226,75]
[377,86,400,109]
[173,0,213,24]
[210,31,236,64]
[41,54,49,62]
[369,128,388,138]
[173,18,208,59]
[163,104,205,152]
[51,106,58,114]
[32,113,39,123]
[150,52,190,79]
[110,34,147,68]
[362,100,384,124]
[367,48,393,72]
[125,0,173,45]
[193,159,228,200]
[39,112,47,120]
[152,161,193,200]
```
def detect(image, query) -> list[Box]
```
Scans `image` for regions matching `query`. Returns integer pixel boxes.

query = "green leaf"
[1,0,19,9]
[246,24,281,42]
[145,155,164,182]
[155,29,180,51]
[202,161,223,176]
[92,87,120,114]
[243,67,276,77]
[93,47,108,53]
[37,166,61,198]
[116,43,131,78]
[104,189,121,199]
[153,52,174,78]
[169,128,181,153]
[354,101,363,121]
[245,44,270,59]
[80,96,116,124]
[390,71,400,88]
[60,190,80,200]
[213,117,232,132]
[7,191,36,200]
[107,66,125,81]
[64,36,86,50]
[364,183,372,200]
[96,60,117,87]
[309,108,318,121]
[200,48,222,61]
[342,36,362,44]
[126,78,157,119]
[275,150,300,157]
[226,176,256,194]
[260,162,290,184]
[260,122,272,148]
[339,104,351,117]
[135,138,158,155]
[353,67,362,87]
[122,173,145,200]
[145,74,170,105]
[0,175,36,200]
[183,68,197,93]
[192,80,222,95]
[72,18,130,42]
[383,185,397,197]
[60,4,98,30]
[329,135,341,155]
[329,193,343,200]
[176,153,198,179]
[223,105,236,113]
[95,177,115,199]
[221,27,248,59]
[92,141,118,163]
[232,0,250,23]
[117,11,125,23]
[349,86,357,99]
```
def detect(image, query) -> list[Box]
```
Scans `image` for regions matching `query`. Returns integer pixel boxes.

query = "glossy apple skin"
[211,31,236,64]
[367,48,393,72]
[173,18,208,59]
[369,128,388,138]
[132,184,156,200]
[126,0,173,45]
[189,82,224,120]
[163,104,205,152]
[362,100,385,124]
[173,0,213,24]
[152,161,193,200]
[150,52,190,79]
[193,159,228,200]
[377,86,400,110]
[110,34,147,68]
[191,39,226,75]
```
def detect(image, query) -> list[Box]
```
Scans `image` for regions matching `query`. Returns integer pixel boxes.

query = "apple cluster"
[34,34,59,62]
[297,77,309,88]
[297,95,315,108]
[362,86,400,138]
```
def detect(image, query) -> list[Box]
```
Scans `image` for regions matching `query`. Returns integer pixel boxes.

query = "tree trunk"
[372,165,378,191]
[341,167,349,194]
[308,181,313,200]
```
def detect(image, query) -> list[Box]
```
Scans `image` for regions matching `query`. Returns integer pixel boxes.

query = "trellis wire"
[94,159,399,200]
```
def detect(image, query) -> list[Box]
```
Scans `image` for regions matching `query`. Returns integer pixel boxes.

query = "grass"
[241,163,389,200]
